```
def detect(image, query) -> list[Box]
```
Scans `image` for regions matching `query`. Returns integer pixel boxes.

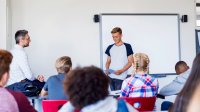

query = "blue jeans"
[6,79,45,96]
[109,77,124,91]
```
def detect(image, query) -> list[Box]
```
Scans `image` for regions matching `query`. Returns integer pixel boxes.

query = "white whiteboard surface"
[100,14,180,74]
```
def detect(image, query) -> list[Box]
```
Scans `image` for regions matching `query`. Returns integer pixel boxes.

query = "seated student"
[170,53,200,112]
[159,61,190,111]
[7,30,45,93]
[59,66,137,112]
[40,56,72,100]
[121,53,159,97]
[159,61,190,96]
[0,49,36,112]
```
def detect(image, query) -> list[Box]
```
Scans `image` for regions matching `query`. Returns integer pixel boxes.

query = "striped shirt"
[8,45,35,85]
[121,74,159,97]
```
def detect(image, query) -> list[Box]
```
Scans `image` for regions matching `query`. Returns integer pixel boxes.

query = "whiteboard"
[100,14,180,74]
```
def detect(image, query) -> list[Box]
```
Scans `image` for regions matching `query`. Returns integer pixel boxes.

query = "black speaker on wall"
[93,14,100,23]
[181,15,188,22]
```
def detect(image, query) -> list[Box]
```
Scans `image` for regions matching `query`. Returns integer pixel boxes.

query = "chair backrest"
[118,97,156,111]
[42,100,67,112]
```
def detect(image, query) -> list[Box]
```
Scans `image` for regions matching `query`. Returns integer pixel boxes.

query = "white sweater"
[59,96,136,112]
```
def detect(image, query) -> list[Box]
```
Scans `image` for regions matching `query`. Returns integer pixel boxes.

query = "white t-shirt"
[105,43,133,80]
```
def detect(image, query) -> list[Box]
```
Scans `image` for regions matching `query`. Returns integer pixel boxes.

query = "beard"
[23,43,29,47]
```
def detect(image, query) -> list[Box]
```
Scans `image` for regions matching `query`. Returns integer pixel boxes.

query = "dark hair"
[111,27,122,34]
[175,61,187,71]
[15,30,28,44]
[64,66,109,110]
[170,54,200,112]
[0,49,13,80]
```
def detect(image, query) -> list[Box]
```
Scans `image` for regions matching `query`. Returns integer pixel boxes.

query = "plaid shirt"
[121,74,159,97]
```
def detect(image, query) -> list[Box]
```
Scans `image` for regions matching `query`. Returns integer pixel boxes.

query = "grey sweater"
[159,69,190,96]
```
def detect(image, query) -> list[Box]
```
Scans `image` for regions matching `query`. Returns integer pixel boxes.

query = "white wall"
[0,0,12,50]
[6,0,12,50]
[10,0,196,79]
[0,0,7,49]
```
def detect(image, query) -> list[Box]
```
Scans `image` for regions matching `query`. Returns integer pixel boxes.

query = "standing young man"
[105,27,133,90]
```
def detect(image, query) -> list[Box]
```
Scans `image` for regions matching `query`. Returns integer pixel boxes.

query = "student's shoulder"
[144,74,156,80]
[7,89,37,112]
[11,48,25,55]
[106,44,115,53]
[47,74,59,82]
[124,76,134,83]
[147,75,158,83]
[7,89,28,101]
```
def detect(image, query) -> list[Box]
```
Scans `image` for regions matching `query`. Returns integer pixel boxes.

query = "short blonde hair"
[55,56,72,74]
[111,27,122,34]
[133,53,150,73]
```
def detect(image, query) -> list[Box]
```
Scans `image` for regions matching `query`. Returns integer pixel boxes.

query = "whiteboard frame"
[195,29,200,54]
[99,13,181,75]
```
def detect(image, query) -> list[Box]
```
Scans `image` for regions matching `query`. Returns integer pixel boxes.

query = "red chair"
[42,100,80,112]
[42,100,67,112]
[118,97,156,111]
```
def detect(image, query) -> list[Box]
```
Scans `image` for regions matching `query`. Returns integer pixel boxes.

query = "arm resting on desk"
[159,81,183,96]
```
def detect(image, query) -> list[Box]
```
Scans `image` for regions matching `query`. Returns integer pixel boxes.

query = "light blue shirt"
[159,69,190,96]
[43,73,67,100]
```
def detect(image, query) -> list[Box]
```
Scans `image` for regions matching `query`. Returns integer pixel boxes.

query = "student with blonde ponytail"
[121,53,159,97]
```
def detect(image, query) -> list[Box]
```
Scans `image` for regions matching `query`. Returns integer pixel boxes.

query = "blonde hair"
[111,27,122,34]
[133,53,150,73]
[55,56,72,74]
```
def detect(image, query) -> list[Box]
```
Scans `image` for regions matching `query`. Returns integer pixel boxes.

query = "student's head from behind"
[64,66,109,110]
[111,27,123,44]
[15,30,31,47]
[171,53,200,112]
[0,49,13,86]
[133,53,150,73]
[175,61,189,75]
[55,56,72,74]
